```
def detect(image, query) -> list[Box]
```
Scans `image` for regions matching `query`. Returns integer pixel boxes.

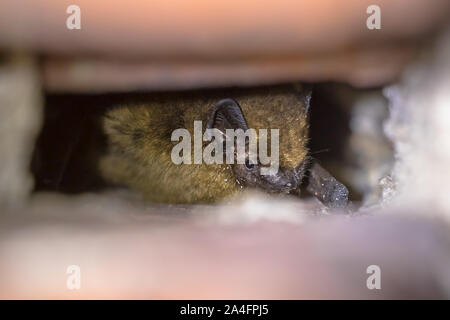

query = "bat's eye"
[245,159,255,170]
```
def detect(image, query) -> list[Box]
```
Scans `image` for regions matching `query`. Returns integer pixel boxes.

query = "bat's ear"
[293,83,312,114]
[206,98,249,133]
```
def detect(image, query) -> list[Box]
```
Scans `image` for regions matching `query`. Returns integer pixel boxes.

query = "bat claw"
[304,161,349,209]
[324,180,349,208]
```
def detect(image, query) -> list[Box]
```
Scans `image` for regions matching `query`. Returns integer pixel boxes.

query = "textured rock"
[381,26,450,221]
[0,192,449,299]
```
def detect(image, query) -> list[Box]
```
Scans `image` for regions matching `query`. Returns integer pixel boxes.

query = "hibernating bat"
[99,84,348,208]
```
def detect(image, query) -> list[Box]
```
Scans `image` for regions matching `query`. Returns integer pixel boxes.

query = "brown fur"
[99,85,310,203]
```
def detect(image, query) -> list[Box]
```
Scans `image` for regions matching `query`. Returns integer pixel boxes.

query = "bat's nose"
[265,173,296,192]
[282,182,295,193]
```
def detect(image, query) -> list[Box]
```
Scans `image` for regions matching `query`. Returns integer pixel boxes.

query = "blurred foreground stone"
[0,0,448,91]
[0,193,449,299]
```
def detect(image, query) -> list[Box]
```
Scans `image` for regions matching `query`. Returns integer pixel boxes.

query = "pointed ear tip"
[209,97,248,131]
[215,98,239,107]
